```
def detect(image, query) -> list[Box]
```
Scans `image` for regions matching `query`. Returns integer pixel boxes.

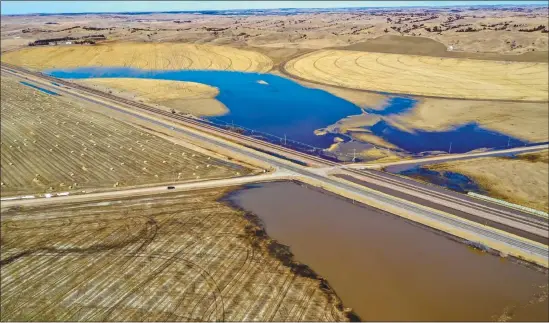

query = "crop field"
[78,78,228,116]
[0,76,253,196]
[0,42,273,72]
[0,189,352,321]
[284,50,549,101]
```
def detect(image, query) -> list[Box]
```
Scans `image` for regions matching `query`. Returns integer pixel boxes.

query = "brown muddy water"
[226,181,549,322]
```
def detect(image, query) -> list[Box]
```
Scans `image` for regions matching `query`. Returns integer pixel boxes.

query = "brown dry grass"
[0,188,352,321]
[427,150,549,212]
[0,76,252,196]
[284,50,548,101]
[341,35,548,62]
[2,7,547,55]
[77,78,228,116]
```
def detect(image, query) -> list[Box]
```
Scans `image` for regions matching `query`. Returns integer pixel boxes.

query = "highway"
[341,144,549,170]
[0,171,298,207]
[2,63,548,267]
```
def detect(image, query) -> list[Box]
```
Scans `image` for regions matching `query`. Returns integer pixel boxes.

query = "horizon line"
[2,2,547,16]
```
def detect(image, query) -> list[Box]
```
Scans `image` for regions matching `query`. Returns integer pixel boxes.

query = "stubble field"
[0,189,352,321]
[0,42,273,72]
[0,76,252,196]
[284,50,549,101]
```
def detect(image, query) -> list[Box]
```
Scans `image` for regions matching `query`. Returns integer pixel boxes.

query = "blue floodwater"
[46,67,531,154]
[365,96,417,116]
[399,166,484,194]
[20,81,59,96]
[47,67,362,148]
[367,120,527,154]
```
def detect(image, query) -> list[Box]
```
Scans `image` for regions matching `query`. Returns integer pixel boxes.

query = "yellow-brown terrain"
[0,4,548,321]
[0,75,252,196]
[0,189,353,321]
[284,50,548,101]
[77,78,228,116]
[427,150,549,212]
[1,42,273,72]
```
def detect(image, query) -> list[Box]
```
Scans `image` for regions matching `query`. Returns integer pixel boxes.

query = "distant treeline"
[204,27,229,32]
[28,34,106,46]
[29,37,76,46]
[73,40,97,44]
[456,27,481,32]
[518,25,546,32]
[83,26,115,31]
[82,34,106,39]
[23,25,80,33]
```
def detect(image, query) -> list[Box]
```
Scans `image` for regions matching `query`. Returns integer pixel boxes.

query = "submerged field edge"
[219,183,362,322]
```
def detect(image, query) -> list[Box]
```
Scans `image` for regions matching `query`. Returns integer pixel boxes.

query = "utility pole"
[284,134,287,146]
[352,148,356,162]
[449,141,453,154]
[507,136,511,148]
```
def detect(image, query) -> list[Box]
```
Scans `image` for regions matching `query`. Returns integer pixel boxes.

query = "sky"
[1,1,547,15]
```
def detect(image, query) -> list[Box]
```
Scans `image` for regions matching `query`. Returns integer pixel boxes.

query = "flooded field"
[397,166,485,194]
[47,67,532,155]
[227,181,549,321]
[48,67,360,148]
[20,81,59,96]
[367,120,526,154]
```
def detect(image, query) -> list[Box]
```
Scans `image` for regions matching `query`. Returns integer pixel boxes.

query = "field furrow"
[1,189,351,321]
[285,50,549,101]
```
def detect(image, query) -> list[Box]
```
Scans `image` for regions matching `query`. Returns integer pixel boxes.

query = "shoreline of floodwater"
[219,183,362,322]
[223,181,548,321]
[46,67,541,159]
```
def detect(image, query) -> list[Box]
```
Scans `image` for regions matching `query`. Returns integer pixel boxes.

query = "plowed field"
[0,189,352,321]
